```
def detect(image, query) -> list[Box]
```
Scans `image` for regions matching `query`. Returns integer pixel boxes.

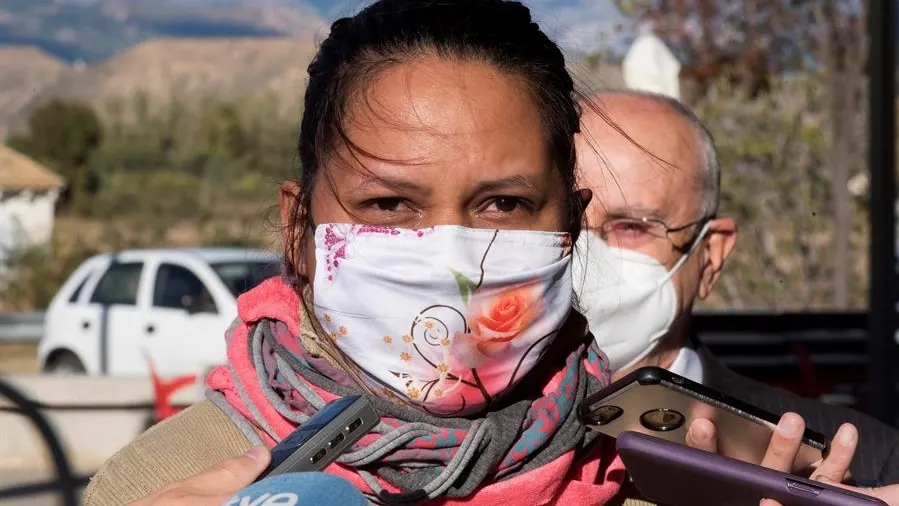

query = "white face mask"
[311,224,573,416]
[571,223,710,372]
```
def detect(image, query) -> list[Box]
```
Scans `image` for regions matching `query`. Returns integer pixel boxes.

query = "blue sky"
[305,0,624,55]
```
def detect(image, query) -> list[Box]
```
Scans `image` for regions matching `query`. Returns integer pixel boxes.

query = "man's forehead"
[577,95,703,222]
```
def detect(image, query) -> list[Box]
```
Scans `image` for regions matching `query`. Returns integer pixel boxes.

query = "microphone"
[222,472,370,506]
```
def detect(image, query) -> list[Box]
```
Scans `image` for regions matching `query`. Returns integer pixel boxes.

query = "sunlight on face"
[301,56,568,279]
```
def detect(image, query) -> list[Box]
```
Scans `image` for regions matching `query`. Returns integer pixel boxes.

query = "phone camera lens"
[584,405,623,426]
[640,408,685,432]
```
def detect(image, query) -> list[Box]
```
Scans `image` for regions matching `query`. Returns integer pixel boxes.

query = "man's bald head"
[578,90,720,221]
[573,90,737,379]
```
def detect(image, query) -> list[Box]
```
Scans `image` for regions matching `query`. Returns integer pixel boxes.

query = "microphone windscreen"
[222,472,369,506]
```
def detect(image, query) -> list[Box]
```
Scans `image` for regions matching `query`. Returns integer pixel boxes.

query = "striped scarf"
[207,277,623,505]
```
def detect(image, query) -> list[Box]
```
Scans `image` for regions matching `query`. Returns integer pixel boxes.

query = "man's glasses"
[592,216,710,252]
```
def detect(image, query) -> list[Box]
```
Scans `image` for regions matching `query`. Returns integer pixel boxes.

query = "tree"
[694,76,868,310]
[8,99,104,212]
[612,0,865,104]
[613,0,868,309]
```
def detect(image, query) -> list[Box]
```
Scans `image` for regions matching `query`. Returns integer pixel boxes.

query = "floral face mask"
[312,224,573,416]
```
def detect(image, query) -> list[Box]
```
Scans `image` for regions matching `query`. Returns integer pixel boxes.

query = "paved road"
[0,470,82,506]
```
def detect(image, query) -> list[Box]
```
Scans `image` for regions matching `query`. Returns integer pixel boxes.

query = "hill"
[0,47,70,134]
[0,0,325,63]
[0,36,626,133]
[0,37,319,131]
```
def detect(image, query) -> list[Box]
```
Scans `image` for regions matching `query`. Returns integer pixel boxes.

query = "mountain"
[0,36,319,131]
[0,0,325,63]
[0,0,620,132]
[0,46,70,135]
[0,0,619,64]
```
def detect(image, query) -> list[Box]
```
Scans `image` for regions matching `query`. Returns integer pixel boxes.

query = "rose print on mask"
[380,233,554,415]
[468,284,539,351]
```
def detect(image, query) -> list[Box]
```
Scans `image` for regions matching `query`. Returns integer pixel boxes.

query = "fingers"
[686,418,718,453]
[810,423,857,483]
[760,500,782,506]
[760,413,804,472]
[815,476,894,502]
[187,446,271,492]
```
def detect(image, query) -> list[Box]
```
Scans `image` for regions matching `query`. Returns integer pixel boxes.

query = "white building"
[0,144,64,258]
[622,30,682,100]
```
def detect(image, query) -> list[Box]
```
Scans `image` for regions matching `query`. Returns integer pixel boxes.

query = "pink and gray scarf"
[206,277,624,504]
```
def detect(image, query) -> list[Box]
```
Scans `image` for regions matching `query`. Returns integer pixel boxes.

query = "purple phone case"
[617,431,887,506]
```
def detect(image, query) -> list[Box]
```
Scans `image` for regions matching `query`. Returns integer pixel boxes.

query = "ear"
[697,217,737,300]
[570,188,593,240]
[575,188,593,212]
[279,180,307,277]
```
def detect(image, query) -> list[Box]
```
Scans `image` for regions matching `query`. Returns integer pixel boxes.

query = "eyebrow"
[350,173,540,196]
[469,174,540,195]
[352,174,434,196]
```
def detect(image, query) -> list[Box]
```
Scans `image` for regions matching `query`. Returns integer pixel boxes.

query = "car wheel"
[46,352,86,375]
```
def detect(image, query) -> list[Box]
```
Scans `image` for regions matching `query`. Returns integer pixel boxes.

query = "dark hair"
[286,0,584,278]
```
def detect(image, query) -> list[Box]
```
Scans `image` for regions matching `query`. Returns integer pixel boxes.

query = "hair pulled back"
[287,0,583,276]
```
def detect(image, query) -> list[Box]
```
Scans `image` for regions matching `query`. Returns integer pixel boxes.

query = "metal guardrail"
[0,311,45,343]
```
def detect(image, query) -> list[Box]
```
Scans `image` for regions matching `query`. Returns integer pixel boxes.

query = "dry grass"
[52,213,278,251]
[0,344,39,374]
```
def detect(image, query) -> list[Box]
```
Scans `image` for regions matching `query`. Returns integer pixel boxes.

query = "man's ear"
[279,180,307,277]
[698,217,737,300]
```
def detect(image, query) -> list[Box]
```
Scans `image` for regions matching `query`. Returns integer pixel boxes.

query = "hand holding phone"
[617,431,886,506]
[258,395,379,480]
[578,367,829,471]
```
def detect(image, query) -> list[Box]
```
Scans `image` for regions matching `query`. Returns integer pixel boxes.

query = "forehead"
[329,56,552,185]
[578,98,703,224]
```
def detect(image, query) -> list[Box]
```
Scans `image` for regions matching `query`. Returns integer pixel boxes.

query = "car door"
[40,259,105,374]
[85,259,150,376]
[146,261,223,377]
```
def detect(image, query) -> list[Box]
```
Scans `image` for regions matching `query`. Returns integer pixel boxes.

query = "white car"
[37,247,281,377]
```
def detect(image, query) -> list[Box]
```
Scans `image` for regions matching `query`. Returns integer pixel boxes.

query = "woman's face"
[284,56,572,282]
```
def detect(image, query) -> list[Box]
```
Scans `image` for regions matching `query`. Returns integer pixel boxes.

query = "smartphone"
[616,431,886,506]
[578,367,829,470]
[257,395,379,480]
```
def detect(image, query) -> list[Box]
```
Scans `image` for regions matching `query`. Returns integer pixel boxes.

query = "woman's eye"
[370,198,405,212]
[485,197,527,214]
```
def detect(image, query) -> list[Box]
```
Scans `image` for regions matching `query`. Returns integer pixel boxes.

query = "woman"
[83,1,860,505]
[86,1,625,504]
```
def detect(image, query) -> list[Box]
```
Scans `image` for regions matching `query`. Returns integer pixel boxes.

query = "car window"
[153,263,218,313]
[89,262,144,306]
[68,269,94,303]
[210,261,280,297]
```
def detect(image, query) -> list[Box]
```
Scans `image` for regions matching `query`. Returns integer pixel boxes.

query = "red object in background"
[145,355,197,422]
